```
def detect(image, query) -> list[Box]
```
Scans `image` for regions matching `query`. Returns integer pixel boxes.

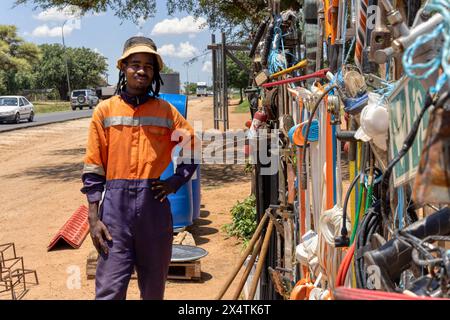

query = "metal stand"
[208,33,250,131]
[0,243,38,300]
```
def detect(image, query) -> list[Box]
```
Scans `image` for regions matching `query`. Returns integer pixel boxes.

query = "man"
[81,36,198,300]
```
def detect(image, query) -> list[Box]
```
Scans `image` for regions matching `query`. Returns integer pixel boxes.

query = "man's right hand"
[88,201,112,255]
[89,219,112,255]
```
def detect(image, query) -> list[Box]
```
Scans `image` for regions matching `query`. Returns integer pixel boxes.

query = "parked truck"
[96,86,116,100]
[196,82,208,97]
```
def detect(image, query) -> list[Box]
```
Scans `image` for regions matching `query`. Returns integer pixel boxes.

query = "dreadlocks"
[115,61,164,97]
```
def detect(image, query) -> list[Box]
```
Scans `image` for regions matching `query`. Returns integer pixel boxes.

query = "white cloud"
[93,48,105,57]
[31,22,80,37]
[30,6,82,38]
[34,6,82,22]
[202,61,212,73]
[159,42,198,59]
[151,16,207,36]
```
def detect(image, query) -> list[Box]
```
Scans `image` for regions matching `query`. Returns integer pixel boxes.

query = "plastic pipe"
[262,68,330,88]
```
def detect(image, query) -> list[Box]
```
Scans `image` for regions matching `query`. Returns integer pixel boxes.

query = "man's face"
[123,52,155,92]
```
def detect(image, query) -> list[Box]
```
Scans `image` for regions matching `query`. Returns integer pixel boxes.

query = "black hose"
[341,173,361,239]
[355,202,381,288]
[261,20,274,67]
[356,212,371,287]
[249,18,269,58]
[336,130,358,142]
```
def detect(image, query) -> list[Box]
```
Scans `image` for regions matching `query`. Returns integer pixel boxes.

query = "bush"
[222,194,257,247]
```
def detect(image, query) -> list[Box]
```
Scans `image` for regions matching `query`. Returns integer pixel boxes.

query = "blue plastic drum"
[191,166,201,220]
[159,93,188,117]
[160,155,193,229]
[159,93,193,228]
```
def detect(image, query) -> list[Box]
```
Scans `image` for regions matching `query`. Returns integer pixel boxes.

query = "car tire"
[71,106,76,111]
[15,113,20,124]
[28,111,34,122]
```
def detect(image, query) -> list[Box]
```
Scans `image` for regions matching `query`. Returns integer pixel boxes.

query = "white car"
[0,96,35,124]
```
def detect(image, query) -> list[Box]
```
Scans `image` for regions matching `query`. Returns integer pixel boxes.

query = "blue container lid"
[159,93,188,118]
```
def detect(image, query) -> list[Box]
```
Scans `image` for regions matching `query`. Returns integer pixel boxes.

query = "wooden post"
[247,220,274,300]
[215,213,269,300]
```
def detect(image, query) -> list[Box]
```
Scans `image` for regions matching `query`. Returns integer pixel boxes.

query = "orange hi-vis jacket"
[82,95,197,201]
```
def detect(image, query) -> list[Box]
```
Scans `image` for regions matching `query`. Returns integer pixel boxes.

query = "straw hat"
[116,36,164,71]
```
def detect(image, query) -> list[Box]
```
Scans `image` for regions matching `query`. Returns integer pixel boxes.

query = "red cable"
[340,244,355,285]
[335,243,355,287]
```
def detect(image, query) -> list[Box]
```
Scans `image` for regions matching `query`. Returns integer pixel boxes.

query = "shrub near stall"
[223,195,257,248]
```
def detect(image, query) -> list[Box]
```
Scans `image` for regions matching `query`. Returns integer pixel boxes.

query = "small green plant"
[244,161,253,174]
[222,194,257,248]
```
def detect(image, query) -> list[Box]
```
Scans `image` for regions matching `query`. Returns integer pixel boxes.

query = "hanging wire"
[402,0,450,94]
[268,15,289,74]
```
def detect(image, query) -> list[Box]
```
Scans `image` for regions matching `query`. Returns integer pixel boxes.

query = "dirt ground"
[0,97,252,300]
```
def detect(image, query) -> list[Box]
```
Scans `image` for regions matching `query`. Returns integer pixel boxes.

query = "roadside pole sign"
[388,76,429,187]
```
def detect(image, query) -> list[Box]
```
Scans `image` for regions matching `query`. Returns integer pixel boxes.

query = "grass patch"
[230,92,241,100]
[233,99,250,113]
[33,101,71,114]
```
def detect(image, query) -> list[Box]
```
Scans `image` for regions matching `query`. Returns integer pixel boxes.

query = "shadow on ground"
[49,148,86,156]
[201,164,251,188]
[188,210,218,246]
[2,162,82,182]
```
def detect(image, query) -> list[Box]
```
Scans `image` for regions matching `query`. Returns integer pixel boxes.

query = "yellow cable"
[270,59,308,79]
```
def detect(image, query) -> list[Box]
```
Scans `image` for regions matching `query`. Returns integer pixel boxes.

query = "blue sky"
[0,0,213,87]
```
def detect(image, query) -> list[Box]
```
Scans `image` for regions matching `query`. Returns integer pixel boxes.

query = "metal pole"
[212,34,219,129]
[221,32,229,130]
[186,65,189,89]
[216,45,222,127]
[61,20,71,100]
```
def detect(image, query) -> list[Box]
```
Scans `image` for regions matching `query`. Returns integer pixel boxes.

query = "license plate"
[388,76,429,187]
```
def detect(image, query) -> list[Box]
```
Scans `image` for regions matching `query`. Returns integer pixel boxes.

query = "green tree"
[0,25,40,95]
[68,46,108,92]
[161,64,176,74]
[14,1,303,35]
[184,82,197,95]
[227,51,251,103]
[34,44,108,99]
[14,0,156,24]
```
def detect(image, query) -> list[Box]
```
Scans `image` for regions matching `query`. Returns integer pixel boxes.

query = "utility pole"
[61,20,72,100]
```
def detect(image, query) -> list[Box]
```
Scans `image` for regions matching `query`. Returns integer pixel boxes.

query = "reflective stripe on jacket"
[83,95,195,181]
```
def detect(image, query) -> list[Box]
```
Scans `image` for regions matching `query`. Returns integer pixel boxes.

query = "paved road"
[0,95,203,133]
[0,109,93,133]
